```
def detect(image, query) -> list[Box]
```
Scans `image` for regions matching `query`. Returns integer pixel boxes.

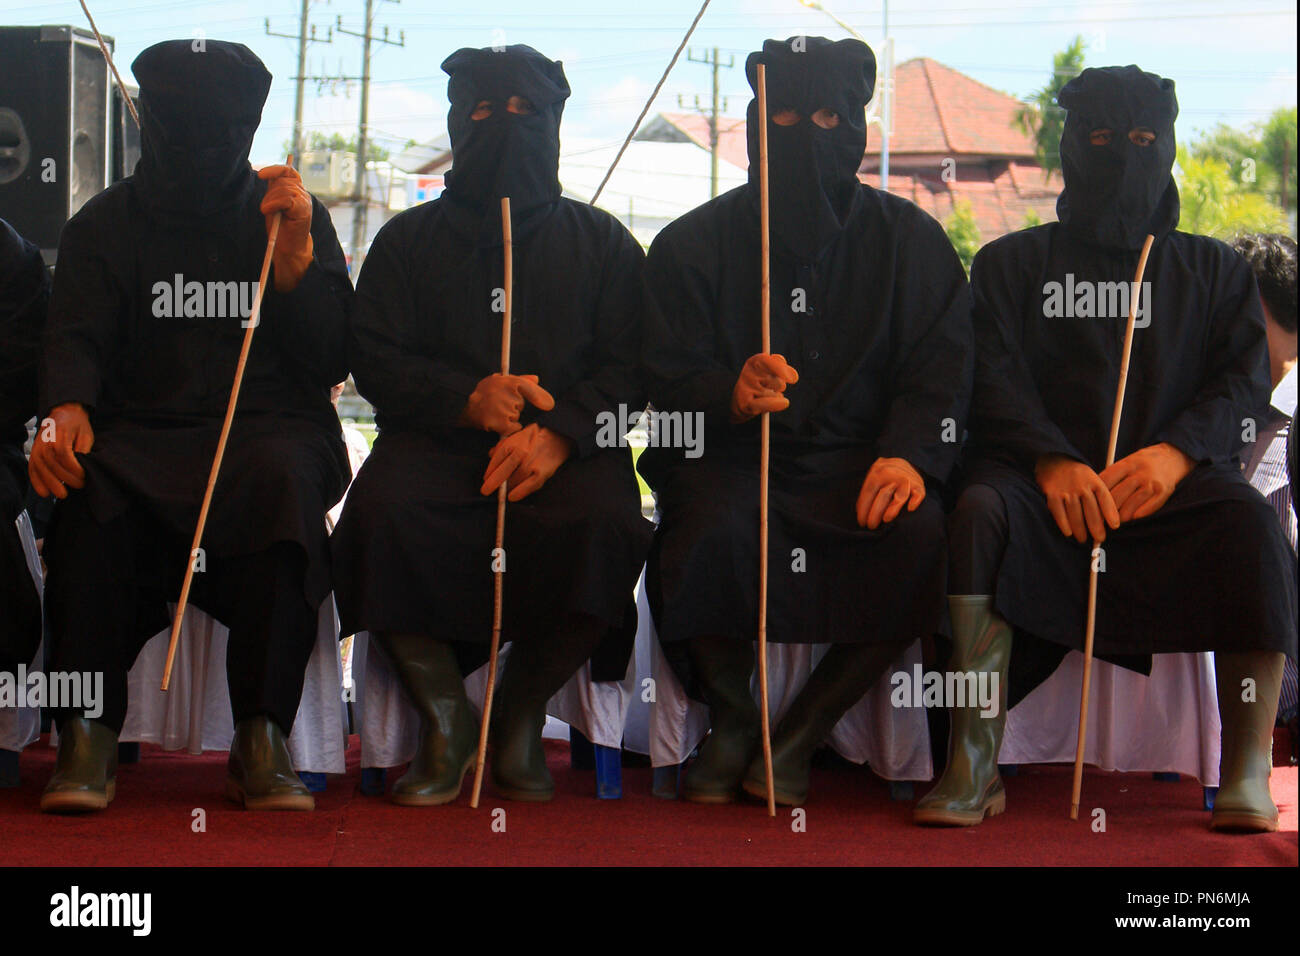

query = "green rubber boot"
[913,595,1012,826]
[682,635,760,804]
[41,718,119,814]
[742,641,907,806]
[1211,651,1284,833]
[226,715,314,811]
[490,618,606,802]
[377,632,479,806]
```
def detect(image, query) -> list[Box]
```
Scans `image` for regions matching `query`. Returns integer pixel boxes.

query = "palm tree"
[1014,36,1086,181]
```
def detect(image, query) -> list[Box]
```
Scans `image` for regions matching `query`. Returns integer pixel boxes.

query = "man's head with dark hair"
[1231,233,1297,335]
[1232,232,1297,389]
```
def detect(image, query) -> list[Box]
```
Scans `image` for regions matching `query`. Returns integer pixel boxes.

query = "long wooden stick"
[755,64,776,818]
[588,0,713,206]
[78,0,140,129]
[160,156,293,691]
[470,196,513,808]
[1070,233,1155,819]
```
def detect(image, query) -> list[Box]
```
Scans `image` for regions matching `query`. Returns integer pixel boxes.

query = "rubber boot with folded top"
[378,632,478,806]
[742,641,906,806]
[41,718,119,814]
[490,618,607,802]
[1210,651,1284,833]
[226,715,314,811]
[682,635,761,804]
[913,595,1011,826]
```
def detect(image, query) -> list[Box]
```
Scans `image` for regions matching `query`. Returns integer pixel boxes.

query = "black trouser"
[947,484,1009,595]
[44,493,318,736]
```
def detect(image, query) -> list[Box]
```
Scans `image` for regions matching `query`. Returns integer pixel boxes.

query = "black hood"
[1056,65,1180,251]
[131,40,270,221]
[745,36,875,262]
[441,44,570,243]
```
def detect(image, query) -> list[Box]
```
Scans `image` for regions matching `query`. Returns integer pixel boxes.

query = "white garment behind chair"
[110,597,349,774]
[1000,651,1220,785]
[0,511,43,752]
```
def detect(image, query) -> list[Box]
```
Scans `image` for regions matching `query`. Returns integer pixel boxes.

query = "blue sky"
[2,0,1294,166]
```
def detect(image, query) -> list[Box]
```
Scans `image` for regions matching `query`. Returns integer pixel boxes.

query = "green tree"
[1176,147,1289,238]
[944,200,982,274]
[1014,35,1086,180]
[1188,107,1296,218]
[1258,106,1297,213]
[1022,207,1044,229]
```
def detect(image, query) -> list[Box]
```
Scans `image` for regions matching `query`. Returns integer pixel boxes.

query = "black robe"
[639,183,973,646]
[964,223,1297,664]
[330,196,653,677]
[40,177,352,610]
[0,218,47,669]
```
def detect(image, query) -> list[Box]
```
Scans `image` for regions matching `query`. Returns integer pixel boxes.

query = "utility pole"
[682,47,734,198]
[338,0,404,272]
[265,3,332,163]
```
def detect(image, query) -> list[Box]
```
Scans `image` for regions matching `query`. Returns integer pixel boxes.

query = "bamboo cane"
[1070,232,1155,819]
[756,63,776,818]
[160,156,294,691]
[470,196,513,809]
[78,0,140,129]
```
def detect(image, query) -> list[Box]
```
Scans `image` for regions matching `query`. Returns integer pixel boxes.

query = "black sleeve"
[39,207,124,418]
[640,219,736,433]
[967,240,1087,472]
[264,195,353,388]
[874,209,974,484]
[533,218,646,458]
[0,219,50,433]
[1153,251,1271,466]
[350,216,481,430]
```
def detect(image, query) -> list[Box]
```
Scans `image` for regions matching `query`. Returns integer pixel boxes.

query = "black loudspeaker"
[112,83,140,182]
[0,25,113,264]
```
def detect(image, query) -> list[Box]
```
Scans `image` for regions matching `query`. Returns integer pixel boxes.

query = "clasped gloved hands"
[258,165,314,293]
[730,352,799,423]
[29,403,94,499]
[1036,444,1194,544]
[480,423,574,502]
[460,373,556,435]
[856,457,926,529]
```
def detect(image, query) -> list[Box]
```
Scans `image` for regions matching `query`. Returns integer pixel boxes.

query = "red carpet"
[1,737,1295,866]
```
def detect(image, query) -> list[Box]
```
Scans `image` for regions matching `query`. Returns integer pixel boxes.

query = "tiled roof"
[871,58,1039,159]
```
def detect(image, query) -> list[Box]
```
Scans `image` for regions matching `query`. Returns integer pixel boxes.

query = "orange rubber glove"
[258,164,314,292]
[730,352,800,423]
[480,423,574,501]
[29,403,94,500]
[459,373,556,436]
[855,457,926,529]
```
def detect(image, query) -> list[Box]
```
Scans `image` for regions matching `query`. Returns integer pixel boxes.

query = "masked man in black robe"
[0,218,47,686]
[31,40,352,813]
[331,45,651,805]
[639,37,972,806]
[914,66,1298,831]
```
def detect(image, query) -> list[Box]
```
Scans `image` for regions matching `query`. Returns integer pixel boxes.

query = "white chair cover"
[1001,651,1220,785]
[90,596,350,774]
[0,511,43,752]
